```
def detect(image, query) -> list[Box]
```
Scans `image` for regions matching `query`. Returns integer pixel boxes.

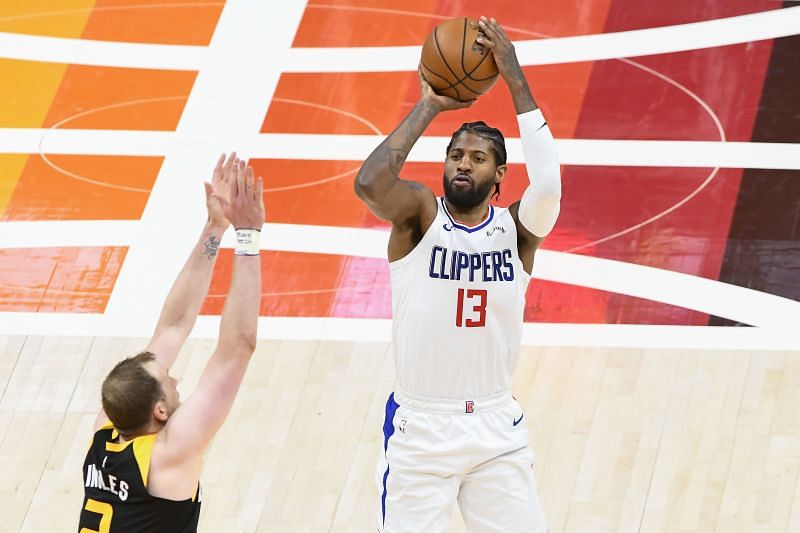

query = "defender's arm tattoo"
[203,235,220,260]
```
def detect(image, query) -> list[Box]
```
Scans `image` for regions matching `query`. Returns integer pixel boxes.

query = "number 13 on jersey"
[456,288,487,327]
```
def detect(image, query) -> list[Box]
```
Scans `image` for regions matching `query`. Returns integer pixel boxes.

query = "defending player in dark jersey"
[78,153,264,532]
[81,417,201,532]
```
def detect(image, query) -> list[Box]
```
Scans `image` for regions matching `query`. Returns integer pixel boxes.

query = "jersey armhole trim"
[132,434,157,487]
[507,211,533,281]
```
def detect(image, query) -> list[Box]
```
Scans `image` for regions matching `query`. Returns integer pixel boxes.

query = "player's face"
[443,132,504,209]
[145,361,181,418]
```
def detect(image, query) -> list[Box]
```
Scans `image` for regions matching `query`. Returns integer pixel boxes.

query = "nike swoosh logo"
[513,414,524,426]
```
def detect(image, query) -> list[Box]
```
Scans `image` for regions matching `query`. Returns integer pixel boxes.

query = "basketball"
[420,17,499,101]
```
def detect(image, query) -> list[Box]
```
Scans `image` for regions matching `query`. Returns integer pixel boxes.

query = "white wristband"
[517,108,547,132]
[234,228,260,256]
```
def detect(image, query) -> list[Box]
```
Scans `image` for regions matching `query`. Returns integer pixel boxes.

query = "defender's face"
[144,360,181,419]
[443,132,505,208]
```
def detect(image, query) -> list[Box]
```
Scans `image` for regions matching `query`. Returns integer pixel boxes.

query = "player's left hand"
[477,16,524,85]
[205,152,236,228]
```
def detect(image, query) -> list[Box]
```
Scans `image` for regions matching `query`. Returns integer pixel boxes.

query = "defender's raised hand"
[205,152,237,228]
[223,159,265,231]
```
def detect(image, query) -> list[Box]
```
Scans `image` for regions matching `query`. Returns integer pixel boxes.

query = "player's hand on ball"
[418,66,476,112]
[205,152,237,228]
[477,17,524,84]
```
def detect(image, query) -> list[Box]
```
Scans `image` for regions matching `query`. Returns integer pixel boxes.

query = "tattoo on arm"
[507,64,537,113]
[377,102,436,175]
[203,236,220,260]
[387,147,409,177]
[355,99,438,205]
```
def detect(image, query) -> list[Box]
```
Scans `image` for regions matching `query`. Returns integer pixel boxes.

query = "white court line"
[215,224,800,330]
[0,221,139,248]
[272,97,383,135]
[38,152,152,193]
[3,220,798,328]
[102,1,310,345]
[0,2,224,23]
[531,250,800,330]
[285,7,800,72]
[0,128,172,156]
[217,225,800,330]
[1,7,798,70]
[251,135,800,171]
[3,129,800,170]
[539,139,800,170]
[0,30,204,70]
[219,319,797,351]
[0,313,795,350]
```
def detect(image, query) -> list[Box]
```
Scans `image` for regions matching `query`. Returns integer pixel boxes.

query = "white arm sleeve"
[516,108,562,237]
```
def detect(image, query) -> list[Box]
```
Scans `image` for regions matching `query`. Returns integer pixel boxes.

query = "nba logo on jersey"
[465,401,474,414]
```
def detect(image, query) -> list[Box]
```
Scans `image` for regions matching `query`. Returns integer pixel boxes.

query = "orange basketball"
[420,17,499,102]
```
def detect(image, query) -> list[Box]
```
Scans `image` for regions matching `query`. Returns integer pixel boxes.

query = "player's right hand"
[418,66,476,112]
[219,158,265,230]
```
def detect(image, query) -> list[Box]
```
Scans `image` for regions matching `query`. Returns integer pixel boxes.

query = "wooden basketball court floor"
[2,1,800,532]
[2,336,799,532]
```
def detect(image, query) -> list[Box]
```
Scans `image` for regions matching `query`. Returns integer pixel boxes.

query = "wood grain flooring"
[1,336,798,532]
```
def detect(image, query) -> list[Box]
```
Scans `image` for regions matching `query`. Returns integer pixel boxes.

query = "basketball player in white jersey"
[354,18,560,532]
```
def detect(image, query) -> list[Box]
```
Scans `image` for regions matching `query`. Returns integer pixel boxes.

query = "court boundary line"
[2,221,799,328]
[1,7,798,70]
[0,314,796,350]
[4,130,800,169]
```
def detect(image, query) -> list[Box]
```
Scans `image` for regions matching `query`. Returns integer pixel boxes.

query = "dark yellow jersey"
[78,424,201,533]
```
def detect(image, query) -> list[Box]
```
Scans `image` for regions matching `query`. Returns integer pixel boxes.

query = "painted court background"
[0,0,798,338]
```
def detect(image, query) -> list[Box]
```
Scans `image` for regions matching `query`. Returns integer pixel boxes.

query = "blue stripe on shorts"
[381,392,399,527]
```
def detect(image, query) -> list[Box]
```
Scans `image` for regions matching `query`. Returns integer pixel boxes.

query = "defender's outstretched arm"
[160,159,264,457]
[145,153,238,368]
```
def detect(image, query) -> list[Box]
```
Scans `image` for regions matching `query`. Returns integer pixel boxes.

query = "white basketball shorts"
[376,390,548,532]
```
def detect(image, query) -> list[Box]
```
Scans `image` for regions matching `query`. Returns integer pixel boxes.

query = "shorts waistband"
[393,389,513,414]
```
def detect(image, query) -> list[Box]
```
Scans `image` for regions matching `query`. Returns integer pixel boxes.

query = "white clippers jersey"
[390,197,531,400]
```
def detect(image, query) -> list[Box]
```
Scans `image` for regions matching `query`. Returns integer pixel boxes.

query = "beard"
[443,173,496,209]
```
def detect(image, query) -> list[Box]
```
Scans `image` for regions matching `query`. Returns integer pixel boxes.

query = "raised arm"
[145,153,238,369]
[160,159,264,457]
[93,154,237,431]
[354,70,474,225]
[479,17,562,271]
